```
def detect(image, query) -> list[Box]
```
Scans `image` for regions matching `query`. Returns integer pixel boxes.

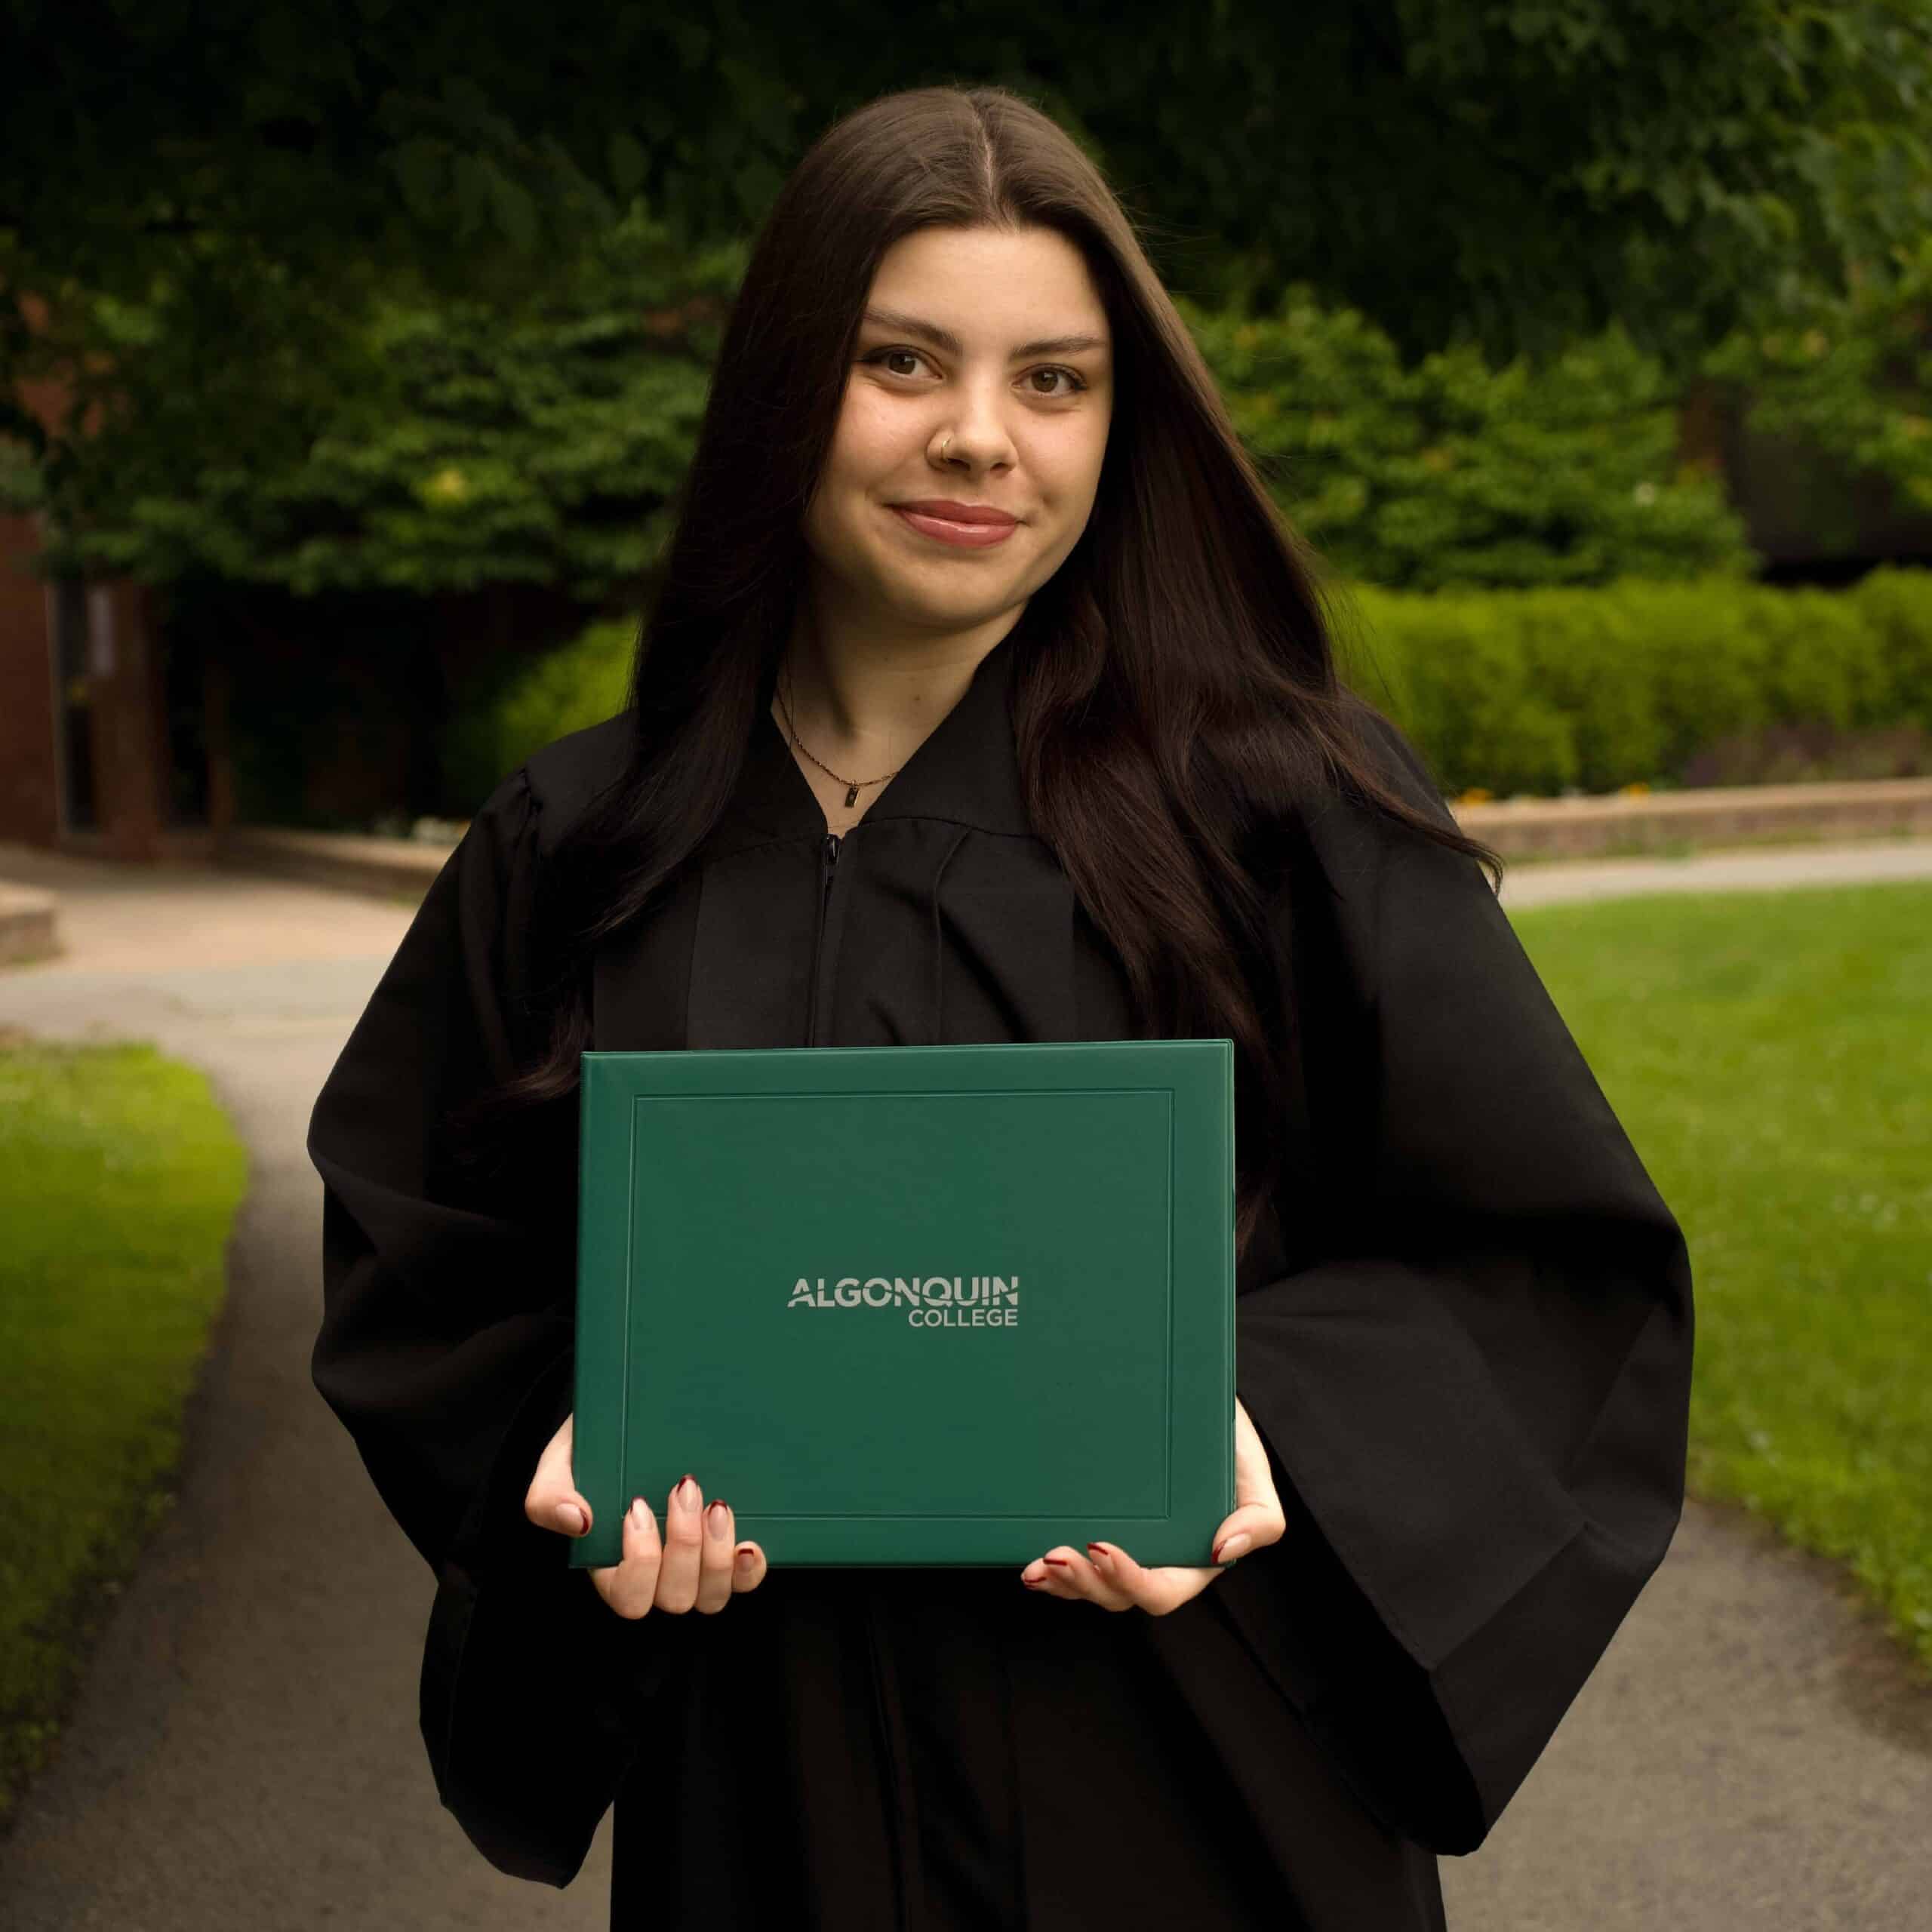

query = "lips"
[894,500,1019,528]
[888,500,1021,549]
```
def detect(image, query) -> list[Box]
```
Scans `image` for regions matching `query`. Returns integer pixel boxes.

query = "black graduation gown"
[308,629,1694,1930]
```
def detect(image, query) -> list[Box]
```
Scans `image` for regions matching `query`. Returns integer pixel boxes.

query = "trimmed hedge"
[1339,565,1932,796]
[441,614,636,808]
[450,568,1932,808]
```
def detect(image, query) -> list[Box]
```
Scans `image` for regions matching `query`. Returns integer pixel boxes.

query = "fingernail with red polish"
[1042,1555,1070,1567]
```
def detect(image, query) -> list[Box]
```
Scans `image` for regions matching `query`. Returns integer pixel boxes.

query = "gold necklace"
[776,657,901,810]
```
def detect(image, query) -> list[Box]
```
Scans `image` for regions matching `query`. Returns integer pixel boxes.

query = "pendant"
[844,783,859,808]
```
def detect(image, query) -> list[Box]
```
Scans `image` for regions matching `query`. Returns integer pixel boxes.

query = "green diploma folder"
[570,1038,1235,1569]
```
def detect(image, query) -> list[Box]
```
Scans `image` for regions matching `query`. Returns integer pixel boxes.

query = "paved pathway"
[0,846,610,1929]
[1,836,1929,1929]
[1497,832,1932,907]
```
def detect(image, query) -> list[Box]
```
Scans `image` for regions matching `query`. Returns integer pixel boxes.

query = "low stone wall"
[1455,776,1932,860]
[215,826,451,900]
[214,776,1932,896]
[0,882,61,964]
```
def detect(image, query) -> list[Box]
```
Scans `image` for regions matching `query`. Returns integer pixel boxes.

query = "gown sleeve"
[306,765,648,1886]
[1217,703,1696,1857]
[306,764,577,1583]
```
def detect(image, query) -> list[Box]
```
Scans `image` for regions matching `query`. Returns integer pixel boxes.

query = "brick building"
[1,330,228,863]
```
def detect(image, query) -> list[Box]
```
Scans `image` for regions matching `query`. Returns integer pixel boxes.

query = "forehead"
[864,225,1109,342]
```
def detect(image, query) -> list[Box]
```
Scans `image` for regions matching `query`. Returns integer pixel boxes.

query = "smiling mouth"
[887,504,1022,549]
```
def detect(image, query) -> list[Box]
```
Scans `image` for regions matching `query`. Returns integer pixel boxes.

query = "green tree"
[14,254,1761,595]
[1700,231,1932,521]
[6,1,1929,372]
[8,2,1930,595]
[8,208,739,597]
[1190,291,1755,588]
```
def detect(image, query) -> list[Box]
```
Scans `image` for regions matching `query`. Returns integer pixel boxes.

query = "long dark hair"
[463,82,1503,1265]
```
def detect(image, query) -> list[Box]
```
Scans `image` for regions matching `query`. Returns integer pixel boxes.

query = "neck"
[773,579,1023,778]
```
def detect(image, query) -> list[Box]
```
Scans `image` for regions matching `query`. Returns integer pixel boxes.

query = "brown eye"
[1027,367,1086,397]
[865,348,931,378]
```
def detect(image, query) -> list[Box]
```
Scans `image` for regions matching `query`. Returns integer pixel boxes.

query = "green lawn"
[1511,880,1932,1677]
[0,1038,248,1830]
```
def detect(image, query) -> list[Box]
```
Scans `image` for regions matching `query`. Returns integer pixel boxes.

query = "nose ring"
[942,435,952,460]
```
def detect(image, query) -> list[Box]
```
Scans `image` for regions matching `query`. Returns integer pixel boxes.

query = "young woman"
[308,83,1694,1931]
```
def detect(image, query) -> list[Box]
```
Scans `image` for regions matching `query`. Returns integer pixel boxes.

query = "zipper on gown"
[860,1593,923,1930]
[807,830,841,1045]
[804,826,919,1921]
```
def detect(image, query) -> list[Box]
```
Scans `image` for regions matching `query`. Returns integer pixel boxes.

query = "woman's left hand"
[1020,1395,1287,1615]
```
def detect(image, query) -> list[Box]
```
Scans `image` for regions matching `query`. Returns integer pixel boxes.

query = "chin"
[864,561,1021,625]
[877,598,1006,637]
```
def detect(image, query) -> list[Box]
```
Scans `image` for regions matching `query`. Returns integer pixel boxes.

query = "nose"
[934,377,1017,472]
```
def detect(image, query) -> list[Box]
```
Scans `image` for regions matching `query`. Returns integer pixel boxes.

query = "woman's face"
[802,222,1115,641]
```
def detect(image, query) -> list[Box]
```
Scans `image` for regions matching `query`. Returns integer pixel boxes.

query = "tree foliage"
[1702,230,1932,517]
[6,0,1930,371]
[6,1,1930,596]
[1190,292,1756,588]
[9,239,1767,594]
[5,209,739,596]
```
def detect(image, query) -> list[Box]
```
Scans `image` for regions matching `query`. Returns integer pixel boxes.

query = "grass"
[1509,880,1932,1676]
[0,1038,249,1831]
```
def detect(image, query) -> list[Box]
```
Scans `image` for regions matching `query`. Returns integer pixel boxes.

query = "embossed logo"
[785,1275,1021,1329]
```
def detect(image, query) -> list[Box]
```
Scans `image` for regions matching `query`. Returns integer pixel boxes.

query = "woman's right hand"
[525,1412,769,1617]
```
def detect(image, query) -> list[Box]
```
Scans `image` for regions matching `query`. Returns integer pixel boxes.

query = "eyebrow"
[860,306,1109,360]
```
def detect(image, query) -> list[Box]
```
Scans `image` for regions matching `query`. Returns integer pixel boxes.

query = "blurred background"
[2,5,1929,1927]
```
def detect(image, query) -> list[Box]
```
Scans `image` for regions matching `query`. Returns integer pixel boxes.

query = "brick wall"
[0,512,57,847]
